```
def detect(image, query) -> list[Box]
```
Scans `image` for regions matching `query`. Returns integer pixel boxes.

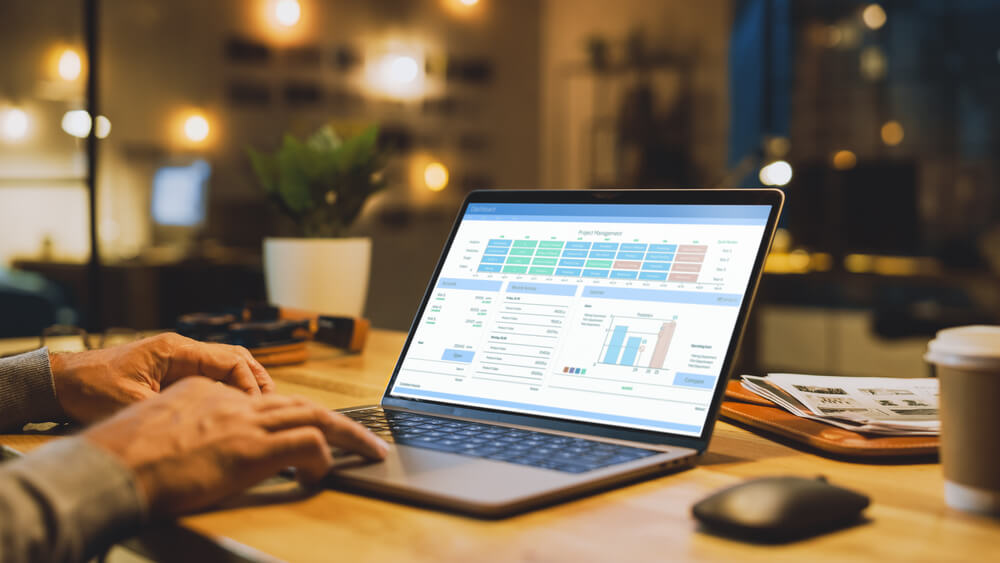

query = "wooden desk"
[3,330,1000,561]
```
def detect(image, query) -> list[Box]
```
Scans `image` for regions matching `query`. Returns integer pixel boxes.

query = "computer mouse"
[692,476,870,542]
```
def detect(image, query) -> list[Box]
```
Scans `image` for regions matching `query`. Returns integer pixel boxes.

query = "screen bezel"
[380,189,784,453]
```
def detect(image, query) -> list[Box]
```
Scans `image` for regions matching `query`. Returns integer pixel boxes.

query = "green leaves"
[246,124,387,237]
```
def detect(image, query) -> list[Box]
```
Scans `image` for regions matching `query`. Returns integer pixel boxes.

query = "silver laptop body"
[328,189,784,517]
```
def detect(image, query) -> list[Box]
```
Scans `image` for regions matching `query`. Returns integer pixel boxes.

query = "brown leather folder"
[720,379,939,458]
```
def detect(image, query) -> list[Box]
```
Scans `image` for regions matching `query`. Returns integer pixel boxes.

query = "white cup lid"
[925,325,1000,370]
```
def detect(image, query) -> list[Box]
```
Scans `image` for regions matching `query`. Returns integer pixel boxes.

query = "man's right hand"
[82,377,389,517]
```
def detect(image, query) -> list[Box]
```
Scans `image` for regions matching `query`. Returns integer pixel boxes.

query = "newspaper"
[740,373,939,436]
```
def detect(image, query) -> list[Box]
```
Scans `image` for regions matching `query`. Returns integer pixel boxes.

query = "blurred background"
[2,0,999,378]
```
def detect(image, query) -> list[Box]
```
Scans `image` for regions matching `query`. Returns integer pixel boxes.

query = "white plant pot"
[263,237,371,317]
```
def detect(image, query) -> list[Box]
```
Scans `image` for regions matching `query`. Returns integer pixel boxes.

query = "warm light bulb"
[184,114,210,143]
[57,48,83,81]
[388,55,420,85]
[0,108,30,141]
[459,0,479,5]
[862,4,887,30]
[274,0,301,27]
[424,162,449,191]
[759,160,793,186]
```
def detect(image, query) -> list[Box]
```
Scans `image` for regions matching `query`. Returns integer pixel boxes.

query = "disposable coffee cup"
[925,325,1000,516]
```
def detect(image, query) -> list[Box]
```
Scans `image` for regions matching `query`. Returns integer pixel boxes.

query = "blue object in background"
[151,160,211,226]
[728,0,792,187]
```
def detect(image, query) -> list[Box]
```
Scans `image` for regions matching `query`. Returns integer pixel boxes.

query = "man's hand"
[50,333,275,423]
[83,377,389,517]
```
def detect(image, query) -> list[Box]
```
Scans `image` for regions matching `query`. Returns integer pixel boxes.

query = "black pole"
[84,0,102,331]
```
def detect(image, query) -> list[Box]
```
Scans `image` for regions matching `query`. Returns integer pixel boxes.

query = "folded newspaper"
[740,373,939,436]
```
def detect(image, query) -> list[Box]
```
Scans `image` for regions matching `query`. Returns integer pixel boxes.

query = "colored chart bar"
[509,247,535,256]
[529,266,555,275]
[620,243,648,251]
[638,272,668,281]
[604,325,628,363]
[593,242,619,251]
[672,262,702,273]
[503,265,528,274]
[616,251,645,260]
[565,241,592,250]
[481,255,506,263]
[645,252,674,261]
[562,250,589,258]
[649,321,676,369]
[668,273,698,282]
[478,264,502,273]
[506,256,531,264]
[621,336,642,366]
[442,348,475,363]
[487,239,512,247]
[559,258,585,267]
[539,241,565,249]
[641,261,670,271]
[535,249,561,257]
[582,269,609,278]
[555,267,582,277]
[610,270,638,280]
[513,240,538,248]
[532,257,558,266]
[589,250,616,259]
[484,247,510,255]
[586,259,613,268]
[613,260,641,270]
[649,244,678,252]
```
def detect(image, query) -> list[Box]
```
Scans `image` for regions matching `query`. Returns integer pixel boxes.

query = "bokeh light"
[759,160,793,186]
[832,150,857,170]
[881,121,904,146]
[274,0,301,27]
[0,108,30,142]
[57,48,82,81]
[184,114,210,143]
[424,162,450,191]
[862,4,887,30]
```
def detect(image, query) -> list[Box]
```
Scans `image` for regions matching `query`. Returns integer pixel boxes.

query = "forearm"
[0,437,146,563]
[0,348,64,431]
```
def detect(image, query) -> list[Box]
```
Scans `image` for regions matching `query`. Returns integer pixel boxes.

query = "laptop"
[329,188,784,516]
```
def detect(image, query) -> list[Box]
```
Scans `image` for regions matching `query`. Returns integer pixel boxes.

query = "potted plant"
[248,124,386,316]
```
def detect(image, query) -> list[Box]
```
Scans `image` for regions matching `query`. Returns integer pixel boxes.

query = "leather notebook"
[720,379,939,458]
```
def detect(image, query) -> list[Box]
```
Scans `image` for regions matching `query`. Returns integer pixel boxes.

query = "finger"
[253,393,316,412]
[234,346,276,394]
[257,404,388,461]
[263,427,335,485]
[169,342,263,396]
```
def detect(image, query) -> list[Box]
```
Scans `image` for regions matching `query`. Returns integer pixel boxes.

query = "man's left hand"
[49,332,275,423]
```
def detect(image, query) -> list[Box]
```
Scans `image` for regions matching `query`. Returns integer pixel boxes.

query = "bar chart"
[478,238,707,283]
[598,317,677,369]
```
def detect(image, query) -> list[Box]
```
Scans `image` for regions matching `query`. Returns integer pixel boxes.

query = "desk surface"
[3,330,1000,562]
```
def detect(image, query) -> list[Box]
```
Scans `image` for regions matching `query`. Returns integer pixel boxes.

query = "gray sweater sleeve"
[0,350,148,562]
[0,348,64,431]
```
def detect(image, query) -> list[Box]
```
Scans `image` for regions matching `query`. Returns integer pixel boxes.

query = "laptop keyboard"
[342,408,659,474]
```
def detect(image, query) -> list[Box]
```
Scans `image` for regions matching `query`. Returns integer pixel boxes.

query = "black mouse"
[692,476,870,542]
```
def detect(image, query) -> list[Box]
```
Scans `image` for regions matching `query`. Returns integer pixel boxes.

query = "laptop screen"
[387,202,772,437]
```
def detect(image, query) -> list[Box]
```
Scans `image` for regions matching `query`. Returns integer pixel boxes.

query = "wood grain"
[4,330,1000,562]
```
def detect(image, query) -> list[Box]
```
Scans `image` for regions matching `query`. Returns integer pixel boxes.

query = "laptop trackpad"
[331,444,466,476]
